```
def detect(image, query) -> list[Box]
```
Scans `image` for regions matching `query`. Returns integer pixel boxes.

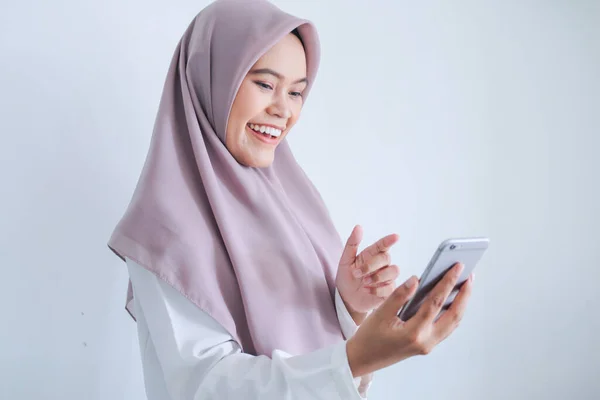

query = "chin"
[236,151,275,168]
[249,154,275,168]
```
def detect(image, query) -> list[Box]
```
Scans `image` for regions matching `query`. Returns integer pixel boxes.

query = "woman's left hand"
[336,225,401,323]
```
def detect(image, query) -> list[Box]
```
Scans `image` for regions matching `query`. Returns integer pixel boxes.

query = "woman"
[108,0,473,398]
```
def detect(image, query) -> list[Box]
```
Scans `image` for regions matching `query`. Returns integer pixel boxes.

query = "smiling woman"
[107,0,474,399]
[226,29,308,167]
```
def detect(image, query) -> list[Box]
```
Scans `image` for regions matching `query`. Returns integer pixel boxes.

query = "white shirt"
[126,258,373,400]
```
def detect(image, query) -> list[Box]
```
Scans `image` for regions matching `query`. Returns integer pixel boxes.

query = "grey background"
[1,0,598,399]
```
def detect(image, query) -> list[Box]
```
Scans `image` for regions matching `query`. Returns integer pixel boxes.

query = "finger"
[339,225,363,267]
[354,251,391,278]
[363,282,396,298]
[375,276,419,317]
[353,233,398,276]
[363,264,400,286]
[410,262,464,326]
[361,233,400,260]
[433,274,474,339]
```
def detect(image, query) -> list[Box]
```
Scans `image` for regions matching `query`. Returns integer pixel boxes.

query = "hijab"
[108,0,345,356]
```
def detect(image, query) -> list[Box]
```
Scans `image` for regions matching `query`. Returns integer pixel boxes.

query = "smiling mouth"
[246,124,281,145]
[247,123,283,139]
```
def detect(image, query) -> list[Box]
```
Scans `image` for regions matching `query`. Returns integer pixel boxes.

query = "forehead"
[252,33,307,80]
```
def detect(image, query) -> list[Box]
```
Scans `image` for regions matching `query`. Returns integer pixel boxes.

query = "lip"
[246,124,280,145]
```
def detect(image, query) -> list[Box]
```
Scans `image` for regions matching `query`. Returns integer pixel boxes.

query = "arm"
[335,288,366,337]
[126,259,366,400]
[335,288,373,397]
[339,294,369,325]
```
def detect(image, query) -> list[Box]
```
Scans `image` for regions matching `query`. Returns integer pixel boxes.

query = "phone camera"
[450,244,457,250]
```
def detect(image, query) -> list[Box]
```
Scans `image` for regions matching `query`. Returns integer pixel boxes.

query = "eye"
[254,81,273,91]
[289,91,303,99]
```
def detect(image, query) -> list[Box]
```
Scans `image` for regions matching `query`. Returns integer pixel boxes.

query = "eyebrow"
[249,68,308,85]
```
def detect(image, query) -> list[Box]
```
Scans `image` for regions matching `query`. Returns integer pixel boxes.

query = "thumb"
[375,276,419,317]
[339,225,363,267]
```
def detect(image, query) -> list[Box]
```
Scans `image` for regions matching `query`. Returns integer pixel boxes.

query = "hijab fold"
[108,0,345,356]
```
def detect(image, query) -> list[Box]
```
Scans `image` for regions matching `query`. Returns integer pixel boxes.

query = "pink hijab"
[108,0,345,356]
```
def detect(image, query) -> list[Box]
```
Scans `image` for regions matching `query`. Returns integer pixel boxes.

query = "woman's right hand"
[346,263,473,377]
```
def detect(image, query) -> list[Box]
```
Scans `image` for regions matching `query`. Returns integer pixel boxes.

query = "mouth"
[246,123,283,145]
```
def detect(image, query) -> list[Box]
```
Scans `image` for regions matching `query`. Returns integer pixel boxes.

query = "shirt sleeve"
[334,289,374,397]
[126,258,369,400]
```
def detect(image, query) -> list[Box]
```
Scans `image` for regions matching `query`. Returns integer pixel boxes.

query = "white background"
[1,0,598,399]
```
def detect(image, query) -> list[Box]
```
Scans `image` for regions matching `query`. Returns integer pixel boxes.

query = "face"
[225,33,308,168]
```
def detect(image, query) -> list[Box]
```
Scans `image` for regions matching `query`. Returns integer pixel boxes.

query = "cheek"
[286,104,302,130]
[233,83,264,121]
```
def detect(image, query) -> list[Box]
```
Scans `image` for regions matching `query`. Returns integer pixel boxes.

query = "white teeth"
[249,124,283,138]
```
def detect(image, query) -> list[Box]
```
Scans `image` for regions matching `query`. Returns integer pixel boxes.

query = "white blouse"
[126,258,373,399]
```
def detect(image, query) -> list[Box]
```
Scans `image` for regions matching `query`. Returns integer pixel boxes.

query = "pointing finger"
[339,225,363,267]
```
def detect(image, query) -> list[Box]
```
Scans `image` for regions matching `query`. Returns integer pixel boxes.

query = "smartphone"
[397,237,489,321]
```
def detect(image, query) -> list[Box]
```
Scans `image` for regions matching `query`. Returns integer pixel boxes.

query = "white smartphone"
[397,237,489,321]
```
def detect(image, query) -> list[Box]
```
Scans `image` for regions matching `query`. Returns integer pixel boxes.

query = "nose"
[267,90,292,119]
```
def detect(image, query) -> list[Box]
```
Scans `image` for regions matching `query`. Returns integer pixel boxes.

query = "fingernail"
[353,269,362,278]
[405,276,417,288]
[471,272,475,282]
[363,276,372,284]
